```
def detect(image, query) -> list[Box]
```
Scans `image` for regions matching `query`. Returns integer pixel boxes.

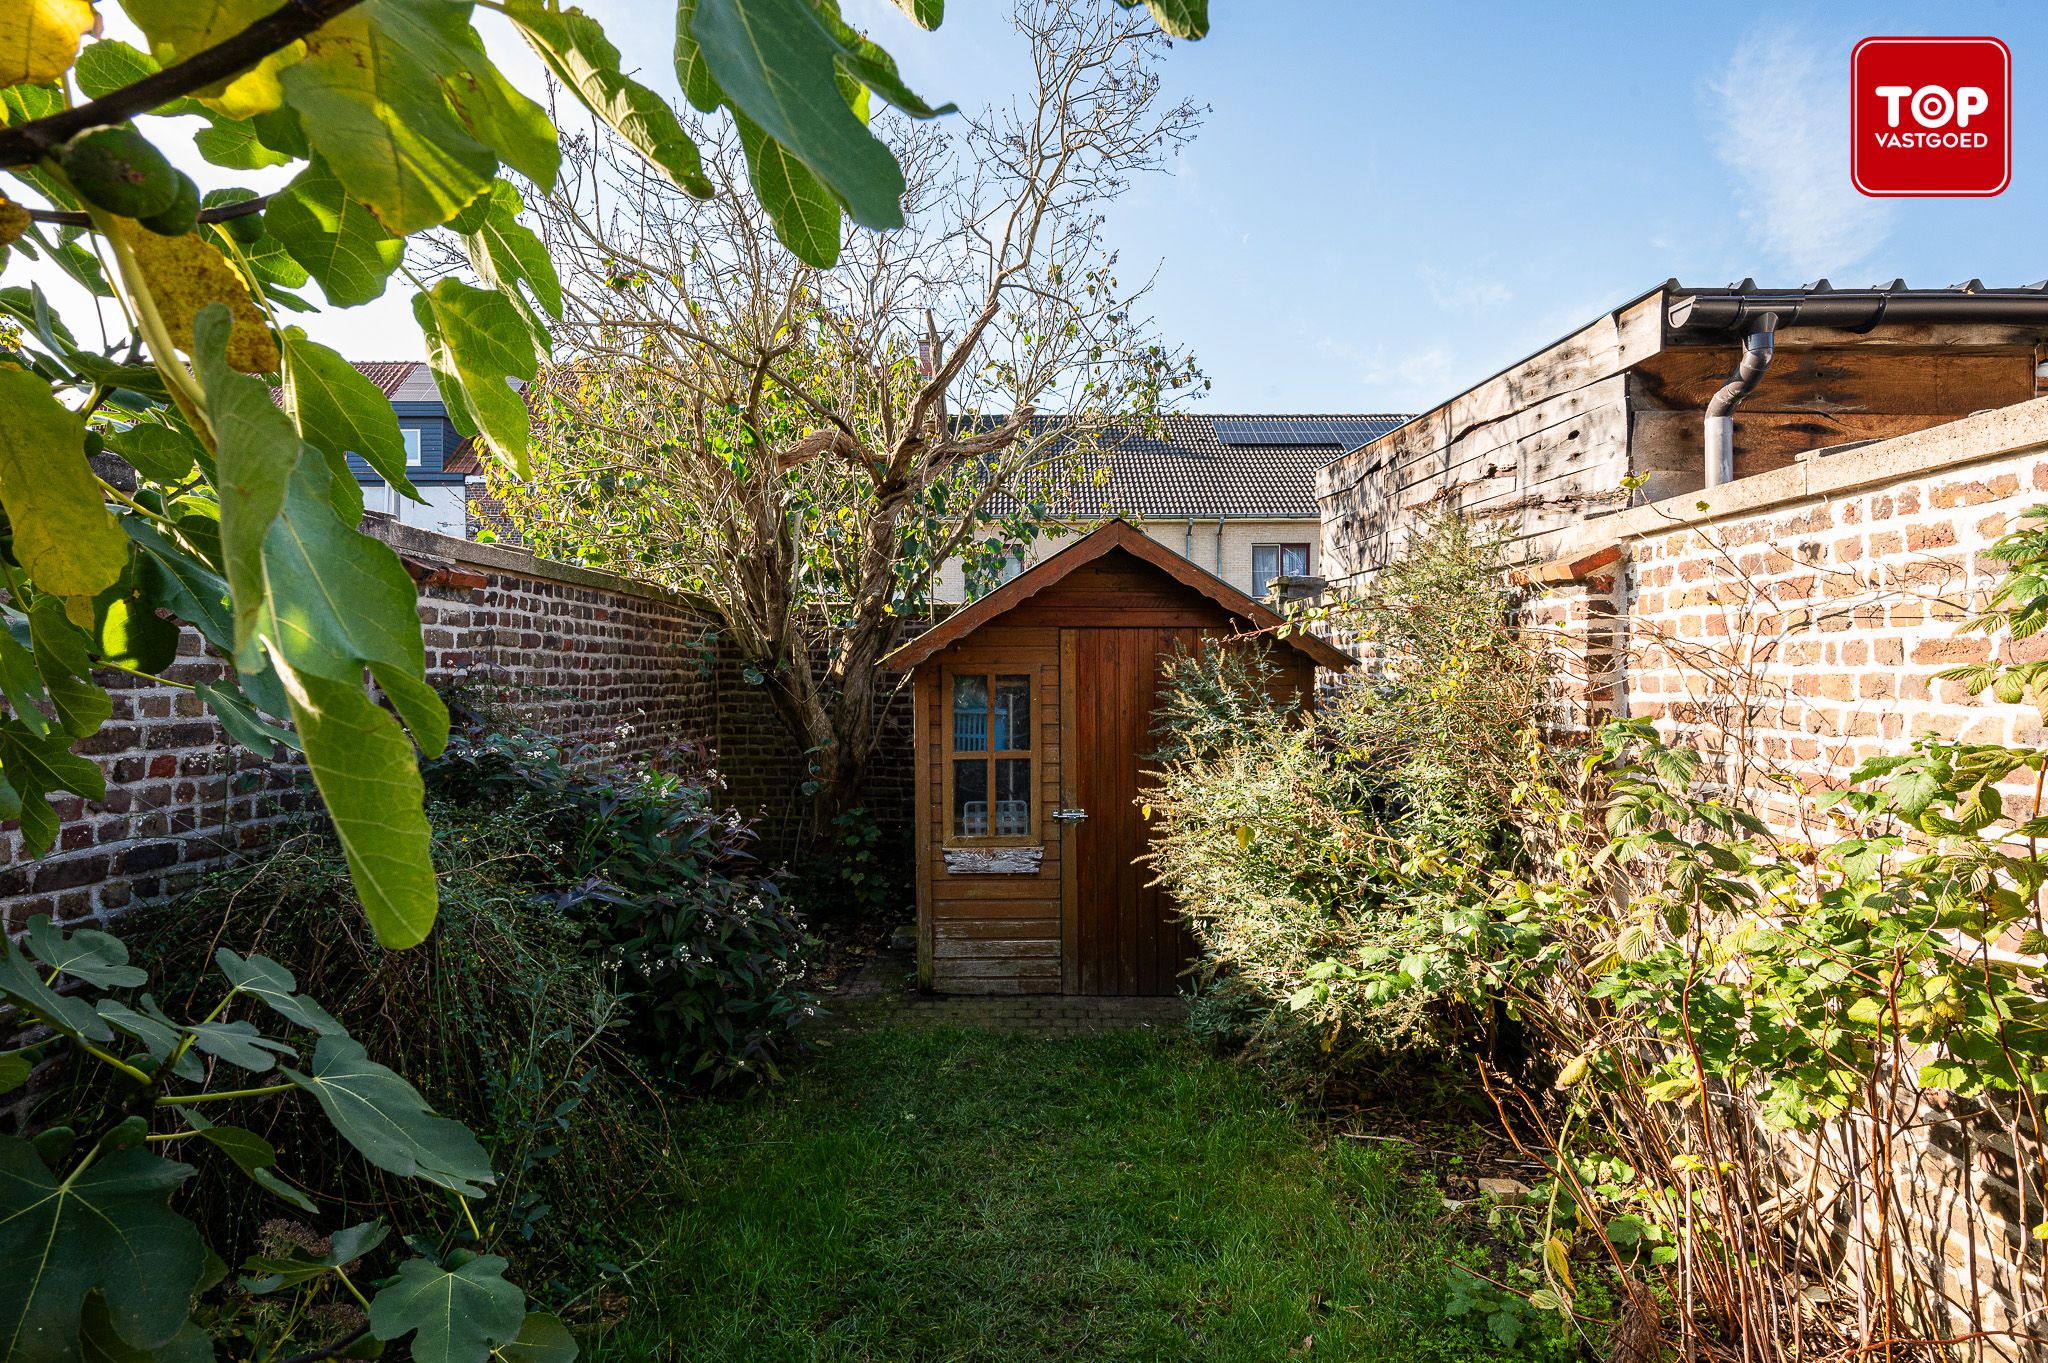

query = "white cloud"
[1316,336,1455,411]
[1421,268,1512,310]
[1708,24,1897,279]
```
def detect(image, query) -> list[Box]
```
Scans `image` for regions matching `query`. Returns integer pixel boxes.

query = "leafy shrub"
[790,805,912,925]
[137,800,662,1295]
[1155,503,2048,1356]
[0,915,567,1363]
[427,699,817,1086]
[1146,516,1544,1084]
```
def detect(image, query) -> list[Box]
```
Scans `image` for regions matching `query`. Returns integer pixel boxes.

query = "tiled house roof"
[999,413,1411,520]
[349,360,419,397]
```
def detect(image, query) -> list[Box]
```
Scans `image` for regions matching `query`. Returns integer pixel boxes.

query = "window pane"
[952,675,988,752]
[993,675,1031,751]
[953,759,989,837]
[994,758,1031,835]
[402,427,424,467]
[1282,544,1310,576]
[1252,544,1277,599]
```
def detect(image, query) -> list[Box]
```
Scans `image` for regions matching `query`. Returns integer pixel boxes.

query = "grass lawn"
[595,1023,1562,1362]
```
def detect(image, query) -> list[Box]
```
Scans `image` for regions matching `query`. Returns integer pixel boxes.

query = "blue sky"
[264,2,2048,413]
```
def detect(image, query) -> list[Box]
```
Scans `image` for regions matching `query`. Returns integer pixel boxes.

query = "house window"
[950,672,1032,840]
[1252,543,1310,599]
[402,427,424,468]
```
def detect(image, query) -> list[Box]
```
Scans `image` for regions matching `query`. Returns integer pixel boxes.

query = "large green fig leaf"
[22,915,147,990]
[0,366,129,623]
[508,3,711,198]
[886,0,942,28]
[0,934,111,1041]
[688,0,913,230]
[183,1020,295,1073]
[452,180,560,328]
[732,110,839,266]
[267,157,405,308]
[27,596,112,739]
[368,1256,525,1363]
[200,309,444,946]
[1117,0,1208,38]
[281,328,417,497]
[0,1138,204,1363]
[278,5,496,235]
[499,1312,578,1363]
[177,1111,315,1215]
[0,719,107,856]
[270,654,439,949]
[413,279,538,477]
[0,626,51,738]
[282,1036,494,1197]
[214,949,346,1036]
[194,679,300,758]
[95,998,205,1083]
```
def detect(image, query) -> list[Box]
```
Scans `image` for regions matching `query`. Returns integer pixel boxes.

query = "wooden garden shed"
[882,520,1353,996]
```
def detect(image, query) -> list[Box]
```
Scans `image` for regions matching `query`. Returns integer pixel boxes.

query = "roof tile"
[1005,412,1411,519]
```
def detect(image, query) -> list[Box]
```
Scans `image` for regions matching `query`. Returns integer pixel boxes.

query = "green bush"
[1146,516,1544,1085]
[0,913,569,1363]
[790,804,912,925]
[426,700,818,1086]
[129,799,662,1296]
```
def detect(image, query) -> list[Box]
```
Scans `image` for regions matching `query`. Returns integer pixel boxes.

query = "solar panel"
[1212,416,1405,448]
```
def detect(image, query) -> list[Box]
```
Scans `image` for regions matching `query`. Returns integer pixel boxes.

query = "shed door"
[1059,628,1198,996]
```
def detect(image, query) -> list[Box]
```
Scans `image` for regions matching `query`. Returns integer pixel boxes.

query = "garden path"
[823,939,1188,1034]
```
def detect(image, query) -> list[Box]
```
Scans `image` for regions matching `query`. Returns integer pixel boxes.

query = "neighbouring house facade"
[343,361,476,539]
[934,413,1409,603]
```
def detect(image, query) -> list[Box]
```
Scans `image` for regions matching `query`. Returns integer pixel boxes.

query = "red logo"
[1852,36,2010,197]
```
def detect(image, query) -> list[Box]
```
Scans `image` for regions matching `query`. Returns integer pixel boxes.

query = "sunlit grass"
[595,1024,1545,1362]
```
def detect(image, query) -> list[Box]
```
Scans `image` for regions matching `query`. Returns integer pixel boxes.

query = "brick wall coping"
[364,516,705,608]
[1527,395,2048,566]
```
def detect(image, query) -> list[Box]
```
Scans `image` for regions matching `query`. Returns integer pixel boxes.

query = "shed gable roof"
[881,520,1353,672]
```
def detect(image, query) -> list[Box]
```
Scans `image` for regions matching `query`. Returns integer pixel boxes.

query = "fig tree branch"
[0,0,368,167]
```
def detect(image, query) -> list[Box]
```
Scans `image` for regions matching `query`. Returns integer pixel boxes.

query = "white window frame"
[401,426,424,468]
[1252,542,1311,599]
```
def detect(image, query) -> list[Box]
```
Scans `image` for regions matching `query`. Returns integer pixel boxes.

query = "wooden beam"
[1508,543,1622,586]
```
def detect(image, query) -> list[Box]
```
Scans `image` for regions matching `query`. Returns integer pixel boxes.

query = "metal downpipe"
[1703,312,1778,487]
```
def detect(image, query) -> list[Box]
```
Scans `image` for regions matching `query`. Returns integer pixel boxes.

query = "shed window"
[1252,543,1309,599]
[951,673,1031,839]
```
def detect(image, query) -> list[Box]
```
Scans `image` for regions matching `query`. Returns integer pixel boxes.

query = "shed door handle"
[1051,807,1088,823]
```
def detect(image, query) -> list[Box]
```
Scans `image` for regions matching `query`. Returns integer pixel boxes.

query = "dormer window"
[402,427,424,468]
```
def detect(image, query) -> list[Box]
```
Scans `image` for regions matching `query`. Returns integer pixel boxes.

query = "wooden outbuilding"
[881,520,1353,996]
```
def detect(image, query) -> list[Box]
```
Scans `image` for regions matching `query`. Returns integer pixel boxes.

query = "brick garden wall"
[1519,398,2048,811]
[0,519,912,930]
[1501,396,2048,1354]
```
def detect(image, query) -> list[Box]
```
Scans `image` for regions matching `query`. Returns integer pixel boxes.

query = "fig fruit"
[138,171,200,236]
[59,126,179,219]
